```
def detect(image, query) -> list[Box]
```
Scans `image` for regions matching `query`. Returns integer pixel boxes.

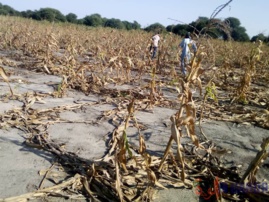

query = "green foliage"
[104,18,125,29]
[205,82,218,102]
[33,8,66,22]
[225,17,241,28]
[0,8,8,15]
[165,16,249,41]
[189,16,209,34]
[205,19,224,39]
[21,10,35,18]
[251,33,267,43]
[122,21,132,30]
[192,17,224,39]
[0,3,20,16]
[167,24,189,36]
[123,130,132,158]
[83,14,103,27]
[222,17,250,41]
[66,13,77,23]
[131,21,141,30]
[166,25,174,32]
[144,23,166,33]
[76,19,85,25]
[122,20,141,30]
[231,26,250,42]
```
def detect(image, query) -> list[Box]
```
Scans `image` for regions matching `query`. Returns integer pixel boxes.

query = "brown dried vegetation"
[0,16,268,201]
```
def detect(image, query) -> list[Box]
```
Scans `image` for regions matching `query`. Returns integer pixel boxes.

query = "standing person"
[179,32,197,76]
[151,32,160,59]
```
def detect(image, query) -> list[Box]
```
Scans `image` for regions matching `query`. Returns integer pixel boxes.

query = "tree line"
[0,3,268,43]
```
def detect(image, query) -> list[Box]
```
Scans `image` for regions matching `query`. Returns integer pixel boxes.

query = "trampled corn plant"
[41,32,59,74]
[177,83,200,148]
[158,115,186,181]
[158,50,207,183]
[108,55,134,83]
[240,137,269,185]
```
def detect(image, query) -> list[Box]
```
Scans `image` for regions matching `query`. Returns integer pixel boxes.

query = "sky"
[0,0,268,38]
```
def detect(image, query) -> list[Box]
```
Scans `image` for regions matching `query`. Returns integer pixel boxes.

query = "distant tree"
[222,17,249,41]
[168,24,188,36]
[35,8,66,22]
[0,3,20,16]
[76,19,85,25]
[121,21,140,30]
[189,17,209,34]
[83,14,103,27]
[131,21,141,30]
[206,18,226,39]
[225,17,241,29]
[188,17,222,38]
[122,21,132,30]
[251,33,267,42]
[166,25,174,32]
[66,13,77,23]
[31,10,42,20]
[39,8,54,21]
[206,27,223,39]
[144,23,166,33]
[21,10,35,18]
[232,26,250,41]
[104,18,125,29]
[0,8,8,15]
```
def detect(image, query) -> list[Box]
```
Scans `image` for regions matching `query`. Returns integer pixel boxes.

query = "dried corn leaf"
[0,66,13,95]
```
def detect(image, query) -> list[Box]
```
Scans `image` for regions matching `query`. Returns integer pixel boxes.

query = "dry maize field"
[0,16,268,202]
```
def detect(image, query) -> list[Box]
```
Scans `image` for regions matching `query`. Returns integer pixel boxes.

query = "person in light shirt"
[151,32,160,59]
[179,32,197,76]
